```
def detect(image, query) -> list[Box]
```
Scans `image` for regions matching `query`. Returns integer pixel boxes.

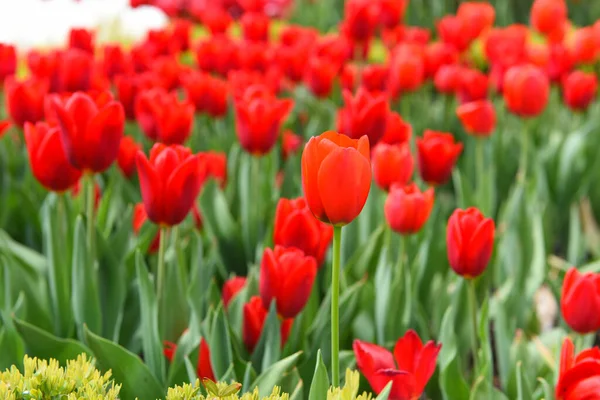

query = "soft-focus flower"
[447,207,495,279]
[53,92,125,173]
[458,68,489,103]
[304,55,339,98]
[0,43,16,84]
[243,296,293,353]
[4,77,48,128]
[0,120,10,137]
[378,0,408,29]
[388,44,425,96]
[437,15,472,53]
[484,25,528,70]
[223,276,247,308]
[380,112,412,145]
[172,19,192,52]
[560,267,600,334]
[417,130,463,186]
[102,45,132,79]
[24,122,82,192]
[114,72,158,120]
[276,43,313,83]
[241,12,270,42]
[562,71,598,111]
[57,48,94,93]
[555,337,600,400]
[385,183,434,235]
[337,89,389,146]
[117,136,141,178]
[456,100,496,137]
[234,84,293,156]
[260,246,317,319]
[282,130,302,161]
[354,330,441,399]
[164,338,215,381]
[196,36,240,76]
[135,88,195,145]
[548,43,575,83]
[151,56,182,91]
[372,143,413,192]
[301,131,371,226]
[457,2,495,40]
[424,42,459,78]
[68,28,95,54]
[199,151,228,188]
[274,197,333,265]
[434,64,463,94]
[136,143,205,226]
[26,50,60,90]
[572,27,597,65]
[132,203,160,253]
[197,6,232,35]
[503,64,550,117]
[531,0,567,37]
[181,71,229,118]
[341,0,379,45]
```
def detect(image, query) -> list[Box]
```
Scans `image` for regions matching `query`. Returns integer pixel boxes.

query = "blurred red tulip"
[197,6,232,35]
[234,84,293,155]
[503,64,550,118]
[223,276,247,308]
[243,296,293,353]
[26,50,60,90]
[260,246,317,319]
[274,197,333,265]
[417,130,462,186]
[102,45,132,79]
[560,268,600,334]
[377,0,408,29]
[354,330,441,399]
[361,64,390,93]
[458,68,489,103]
[229,68,282,96]
[304,55,339,98]
[241,12,270,42]
[0,121,10,138]
[531,0,567,37]
[527,42,551,70]
[115,72,159,120]
[117,136,142,178]
[68,28,95,54]
[457,1,495,40]
[380,112,412,145]
[57,48,94,93]
[562,71,598,111]
[53,92,124,173]
[136,143,205,226]
[424,42,459,78]
[372,143,413,192]
[276,43,314,83]
[238,41,274,72]
[196,36,240,76]
[484,26,528,70]
[151,56,182,91]
[555,337,600,400]
[0,43,16,84]
[199,150,228,188]
[315,34,352,66]
[4,77,48,128]
[385,183,434,235]
[132,203,160,253]
[280,25,319,47]
[447,207,495,279]
[456,100,496,137]
[437,15,472,53]
[572,27,598,65]
[388,44,425,96]
[338,89,389,145]
[164,338,215,381]
[182,71,229,118]
[172,19,192,52]
[434,64,463,94]
[301,131,371,226]
[131,44,154,73]
[341,0,379,46]
[281,130,302,161]
[547,43,575,83]
[24,122,82,192]
[135,88,195,145]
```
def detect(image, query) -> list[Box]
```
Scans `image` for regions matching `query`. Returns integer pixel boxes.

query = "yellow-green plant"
[327,370,373,400]
[165,379,290,400]
[0,354,120,400]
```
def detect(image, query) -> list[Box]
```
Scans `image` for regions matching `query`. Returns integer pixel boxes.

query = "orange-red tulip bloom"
[243,296,293,353]
[560,267,600,334]
[385,183,434,235]
[4,77,48,128]
[181,71,229,118]
[164,338,215,381]
[223,276,247,308]
[456,100,496,137]
[337,89,389,146]
[555,337,600,400]
[0,43,16,84]
[562,71,598,111]
[380,112,412,145]
[117,136,142,178]
[372,143,413,192]
[417,130,463,186]
[503,64,550,118]
[531,0,567,37]
[457,1,495,40]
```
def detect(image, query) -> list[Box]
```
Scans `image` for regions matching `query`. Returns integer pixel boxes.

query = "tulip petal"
[301,137,327,222]
[165,155,203,226]
[393,329,423,373]
[414,341,442,394]
[136,151,164,225]
[87,102,125,172]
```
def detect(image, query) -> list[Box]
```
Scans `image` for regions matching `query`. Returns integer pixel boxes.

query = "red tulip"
[276,43,314,83]
[53,92,125,173]
[280,25,319,48]
[117,136,141,178]
[527,42,551,70]
[456,100,496,137]
[484,26,528,70]
[304,55,339,98]
[26,50,60,90]
[341,0,379,45]
[196,36,240,76]
[132,203,160,253]
[354,330,441,399]
[195,5,232,35]
[135,88,195,145]
[24,122,82,192]
[0,43,16,84]
[457,1,495,40]
[238,41,274,73]
[548,43,575,83]
[241,12,270,42]
[378,0,408,29]
[136,143,205,226]
[555,337,600,400]
[181,71,229,118]
[434,64,463,94]
[388,44,425,96]
[234,84,293,156]
[381,112,412,146]
[199,151,228,188]
[447,207,495,279]
[130,43,153,73]
[114,72,158,120]
[68,28,95,54]
[260,246,317,318]
[572,27,598,65]
[150,56,182,91]
[301,131,371,226]
[164,338,215,381]
[4,77,48,128]
[314,34,352,66]
[560,267,600,334]
[424,42,459,78]
[503,64,550,118]
[0,120,10,138]
[385,183,434,235]
[102,45,132,79]
[274,197,333,265]
[223,276,247,308]
[337,89,389,146]
[172,19,192,52]
[243,296,293,353]
[437,15,472,53]
[417,130,462,186]
[458,68,489,103]
[531,0,567,37]
[562,71,598,111]
[281,130,302,161]
[57,48,94,93]
[372,143,413,192]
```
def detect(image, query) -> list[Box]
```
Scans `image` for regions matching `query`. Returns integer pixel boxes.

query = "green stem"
[475,138,486,213]
[468,280,479,382]
[85,175,95,258]
[331,226,342,386]
[156,227,168,308]
[171,225,188,286]
[518,121,529,182]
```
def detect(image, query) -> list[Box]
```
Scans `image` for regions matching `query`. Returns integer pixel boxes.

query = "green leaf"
[308,350,329,400]
[209,306,234,380]
[13,318,91,364]
[537,377,555,400]
[71,216,102,340]
[374,252,391,345]
[438,306,470,400]
[251,301,281,372]
[375,381,393,400]
[344,224,386,281]
[515,362,533,400]
[84,325,164,400]
[250,352,302,397]
[136,251,166,384]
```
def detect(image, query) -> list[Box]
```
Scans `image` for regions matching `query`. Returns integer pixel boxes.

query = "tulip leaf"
[13,317,91,364]
[135,251,166,385]
[160,229,189,342]
[251,301,281,372]
[374,251,391,344]
[375,381,392,400]
[308,349,329,400]
[537,378,554,400]
[344,224,386,281]
[438,305,470,400]
[209,305,234,380]
[84,325,164,400]
[0,308,24,370]
[250,351,302,397]
[515,362,532,400]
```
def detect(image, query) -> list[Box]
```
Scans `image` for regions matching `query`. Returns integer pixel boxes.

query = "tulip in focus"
[385,183,435,235]
[337,89,389,146]
[503,64,550,118]
[117,136,142,179]
[446,207,495,279]
[562,71,598,111]
[223,276,247,308]
[243,296,293,353]
[560,267,600,334]
[301,131,371,226]
[372,143,414,192]
[456,100,496,137]
[164,338,215,381]
[353,330,441,399]
[416,130,463,186]
[555,337,600,400]
[24,122,82,193]
[4,77,48,128]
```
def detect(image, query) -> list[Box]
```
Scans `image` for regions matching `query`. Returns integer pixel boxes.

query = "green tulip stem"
[331,225,342,386]
[468,279,479,382]
[475,138,486,212]
[85,175,95,259]
[156,227,168,309]
[518,121,529,182]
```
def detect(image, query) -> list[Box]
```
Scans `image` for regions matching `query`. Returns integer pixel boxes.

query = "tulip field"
[3,0,600,399]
